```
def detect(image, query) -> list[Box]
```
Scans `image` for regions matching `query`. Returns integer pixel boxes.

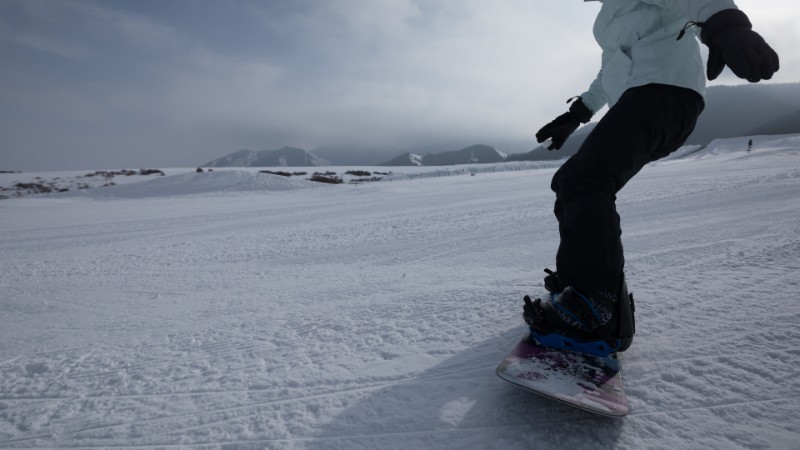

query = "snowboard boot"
[523,274,635,357]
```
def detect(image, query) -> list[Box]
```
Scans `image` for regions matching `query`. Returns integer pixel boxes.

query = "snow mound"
[74,170,319,199]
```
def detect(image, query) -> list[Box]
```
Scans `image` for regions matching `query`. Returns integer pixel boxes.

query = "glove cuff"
[568,97,593,124]
[700,9,752,45]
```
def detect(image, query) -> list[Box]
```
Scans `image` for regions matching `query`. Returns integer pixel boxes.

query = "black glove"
[535,97,592,150]
[701,9,780,82]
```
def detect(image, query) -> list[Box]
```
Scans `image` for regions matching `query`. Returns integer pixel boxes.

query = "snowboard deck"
[496,335,628,417]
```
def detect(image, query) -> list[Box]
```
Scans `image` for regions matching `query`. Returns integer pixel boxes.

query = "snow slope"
[0,136,799,449]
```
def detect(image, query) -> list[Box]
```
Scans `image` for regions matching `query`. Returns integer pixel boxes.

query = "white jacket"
[580,0,739,113]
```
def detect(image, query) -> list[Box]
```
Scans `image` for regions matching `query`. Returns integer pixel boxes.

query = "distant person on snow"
[524,0,779,357]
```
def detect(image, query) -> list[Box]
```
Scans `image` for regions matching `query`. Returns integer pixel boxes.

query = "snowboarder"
[525,0,779,356]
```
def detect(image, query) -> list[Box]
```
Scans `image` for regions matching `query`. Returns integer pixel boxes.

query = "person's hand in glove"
[701,9,780,82]
[535,97,593,150]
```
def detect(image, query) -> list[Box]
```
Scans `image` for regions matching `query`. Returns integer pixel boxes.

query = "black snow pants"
[551,83,705,293]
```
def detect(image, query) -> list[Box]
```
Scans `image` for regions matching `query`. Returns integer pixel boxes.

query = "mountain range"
[203,82,800,167]
[381,144,507,166]
[204,147,329,167]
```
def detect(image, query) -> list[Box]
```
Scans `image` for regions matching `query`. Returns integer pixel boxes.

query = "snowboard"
[496,335,628,417]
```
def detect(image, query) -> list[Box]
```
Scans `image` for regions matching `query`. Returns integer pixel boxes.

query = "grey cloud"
[1,0,798,171]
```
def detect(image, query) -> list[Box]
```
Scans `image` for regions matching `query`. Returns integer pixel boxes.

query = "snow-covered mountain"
[422,144,507,166]
[204,146,330,167]
[381,152,424,166]
[203,84,800,168]
[382,144,507,166]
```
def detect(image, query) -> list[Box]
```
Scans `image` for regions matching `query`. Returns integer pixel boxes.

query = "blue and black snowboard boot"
[523,271,635,357]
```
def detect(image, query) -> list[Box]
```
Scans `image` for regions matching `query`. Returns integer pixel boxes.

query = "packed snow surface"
[1,135,799,449]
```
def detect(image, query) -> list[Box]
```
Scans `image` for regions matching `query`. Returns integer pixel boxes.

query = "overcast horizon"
[2,0,799,171]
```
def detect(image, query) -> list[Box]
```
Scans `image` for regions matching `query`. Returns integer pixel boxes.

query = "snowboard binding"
[523,271,635,358]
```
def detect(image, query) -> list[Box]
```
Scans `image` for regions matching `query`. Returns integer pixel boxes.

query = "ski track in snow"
[0,137,799,449]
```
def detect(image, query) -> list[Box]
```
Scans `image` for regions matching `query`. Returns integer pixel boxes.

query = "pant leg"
[551,84,704,293]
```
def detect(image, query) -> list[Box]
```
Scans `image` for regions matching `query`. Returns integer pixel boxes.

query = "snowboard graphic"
[496,335,628,417]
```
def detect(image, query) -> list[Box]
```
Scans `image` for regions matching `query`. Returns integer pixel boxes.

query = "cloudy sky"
[1,0,798,170]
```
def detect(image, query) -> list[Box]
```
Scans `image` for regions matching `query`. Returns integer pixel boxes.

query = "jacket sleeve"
[579,68,607,114]
[579,42,621,114]
[639,0,739,22]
